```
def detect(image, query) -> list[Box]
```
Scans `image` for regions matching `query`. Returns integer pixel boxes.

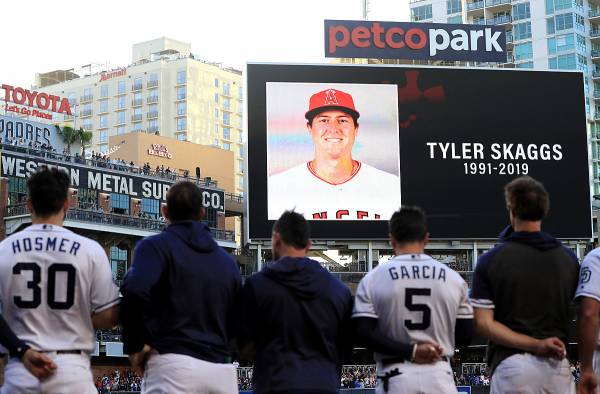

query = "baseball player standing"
[575,248,600,394]
[120,181,241,394]
[268,88,401,221]
[0,167,120,393]
[353,206,473,394]
[471,176,579,394]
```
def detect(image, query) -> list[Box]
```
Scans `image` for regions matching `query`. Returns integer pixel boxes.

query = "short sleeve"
[90,242,120,313]
[352,273,378,319]
[575,250,600,303]
[470,251,496,309]
[457,280,474,318]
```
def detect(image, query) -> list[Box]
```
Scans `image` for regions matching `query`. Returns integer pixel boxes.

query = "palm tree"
[55,125,78,154]
[77,127,93,156]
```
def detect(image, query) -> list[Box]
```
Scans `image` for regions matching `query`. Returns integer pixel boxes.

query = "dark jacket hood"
[263,257,325,299]
[498,225,562,251]
[165,221,216,253]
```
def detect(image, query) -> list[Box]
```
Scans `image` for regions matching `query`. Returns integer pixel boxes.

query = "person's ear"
[26,199,34,214]
[389,234,397,250]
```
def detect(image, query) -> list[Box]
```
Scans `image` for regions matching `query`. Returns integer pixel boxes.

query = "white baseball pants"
[142,352,237,394]
[376,360,457,394]
[490,353,575,394]
[1,353,96,394]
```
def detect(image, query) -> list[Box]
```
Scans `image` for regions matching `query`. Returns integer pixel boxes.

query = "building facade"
[35,37,245,197]
[408,0,600,193]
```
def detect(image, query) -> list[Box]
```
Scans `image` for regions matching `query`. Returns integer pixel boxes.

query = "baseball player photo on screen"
[266,82,401,221]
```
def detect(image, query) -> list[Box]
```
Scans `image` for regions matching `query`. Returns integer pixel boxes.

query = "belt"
[46,350,86,355]
[381,355,449,367]
[377,368,401,393]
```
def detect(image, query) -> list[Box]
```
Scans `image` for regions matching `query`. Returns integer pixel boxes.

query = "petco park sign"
[1,84,72,121]
[325,20,506,62]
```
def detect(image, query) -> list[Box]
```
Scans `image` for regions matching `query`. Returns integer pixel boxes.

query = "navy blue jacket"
[120,221,241,362]
[471,226,579,374]
[240,257,353,394]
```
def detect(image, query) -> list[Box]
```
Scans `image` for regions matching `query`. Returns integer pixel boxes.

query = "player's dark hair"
[272,210,310,249]
[504,176,549,221]
[307,111,359,128]
[166,181,203,222]
[389,206,428,244]
[27,167,70,217]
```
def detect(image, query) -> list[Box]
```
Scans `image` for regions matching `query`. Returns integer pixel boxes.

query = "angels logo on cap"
[305,88,360,120]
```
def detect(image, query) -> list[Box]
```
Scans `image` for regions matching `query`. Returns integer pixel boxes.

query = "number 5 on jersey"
[13,262,76,310]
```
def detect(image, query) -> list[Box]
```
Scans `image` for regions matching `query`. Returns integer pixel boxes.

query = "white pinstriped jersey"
[575,248,600,346]
[353,254,473,366]
[0,224,120,353]
[268,161,401,221]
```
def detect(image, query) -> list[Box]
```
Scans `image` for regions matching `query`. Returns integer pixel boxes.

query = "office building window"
[177,86,186,100]
[133,77,142,89]
[148,119,158,130]
[514,22,532,40]
[447,0,461,14]
[177,70,186,84]
[134,92,142,102]
[177,133,187,141]
[116,126,125,135]
[223,127,231,140]
[214,124,219,134]
[117,81,126,94]
[223,113,230,125]
[99,100,108,113]
[239,160,244,173]
[117,111,125,124]
[214,78,219,87]
[83,121,92,130]
[546,0,572,13]
[555,53,576,69]
[149,104,158,114]
[411,4,432,21]
[554,12,573,31]
[223,82,231,96]
[133,107,142,117]
[132,122,143,132]
[223,98,230,110]
[447,15,462,24]
[214,93,219,103]
[514,42,533,61]
[575,14,584,31]
[148,73,158,83]
[117,96,125,109]
[110,193,129,214]
[214,108,219,118]
[141,198,159,219]
[223,142,231,151]
[177,102,186,116]
[238,86,243,100]
[99,115,108,128]
[577,34,586,52]
[516,61,533,68]
[99,130,108,143]
[177,118,187,131]
[84,87,92,97]
[100,144,108,154]
[548,33,575,54]
[512,3,531,20]
[213,139,219,147]
[238,176,244,189]
[578,54,588,72]
[100,85,109,98]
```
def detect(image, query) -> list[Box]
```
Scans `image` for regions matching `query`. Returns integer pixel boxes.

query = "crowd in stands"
[340,365,377,389]
[95,369,141,393]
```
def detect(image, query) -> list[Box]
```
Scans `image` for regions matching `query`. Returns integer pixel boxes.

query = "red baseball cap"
[305,88,360,121]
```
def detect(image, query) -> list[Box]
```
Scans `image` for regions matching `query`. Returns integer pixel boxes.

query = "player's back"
[0,224,118,353]
[356,254,471,364]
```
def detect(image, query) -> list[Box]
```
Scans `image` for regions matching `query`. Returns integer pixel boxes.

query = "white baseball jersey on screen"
[0,224,120,353]
[353,254,473,365]
[575,247,600,346]
[268,161,401,220]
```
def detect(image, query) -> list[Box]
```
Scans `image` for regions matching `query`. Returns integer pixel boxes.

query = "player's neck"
[393,242,426,256]
[512,219,541,232]
[275,246,307,260]
[31,212,65,227]
[310,156,356,183]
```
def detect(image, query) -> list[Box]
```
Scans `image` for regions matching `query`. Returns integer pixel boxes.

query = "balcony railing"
[148,126,159,133]
[486,15,511,25]
[131,114,143,121]
[80,95,93,103]
[147,80,159,88]
[485,0,511,6]
[591,9,600,18]
[147,111,159,118]
[147,96,159,104]
[591,30,600,38]
[132,99,143,107]
[132,84,143,91]
[593,49,600,58]
[473,18,486,25]
[80,109,93,117]
[468,1,484,10]
[0,143,222,188]
[593,70,600,78]
[506,31,513,43]
[4,205,236,242]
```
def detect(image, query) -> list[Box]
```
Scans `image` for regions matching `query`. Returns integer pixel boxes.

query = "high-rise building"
[408,0,600,193]
[35,37,245,197]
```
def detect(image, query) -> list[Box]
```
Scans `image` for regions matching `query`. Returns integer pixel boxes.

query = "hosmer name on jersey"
[11,237,81,256]
[388,263,447,282]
